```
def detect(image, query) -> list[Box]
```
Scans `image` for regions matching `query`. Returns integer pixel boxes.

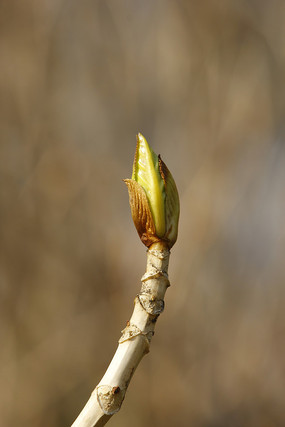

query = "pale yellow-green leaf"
[132,133,166,237]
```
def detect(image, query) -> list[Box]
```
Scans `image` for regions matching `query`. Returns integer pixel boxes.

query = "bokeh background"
[1,1,285,426]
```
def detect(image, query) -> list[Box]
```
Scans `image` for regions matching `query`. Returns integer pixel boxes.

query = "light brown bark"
[71,241,170,427]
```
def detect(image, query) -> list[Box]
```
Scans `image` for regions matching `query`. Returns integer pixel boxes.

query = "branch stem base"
[71,242,170,427]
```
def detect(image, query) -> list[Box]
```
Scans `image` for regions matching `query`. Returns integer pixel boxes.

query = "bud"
[124,133,179,248]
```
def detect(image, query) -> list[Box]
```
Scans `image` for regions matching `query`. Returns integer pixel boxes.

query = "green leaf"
[132,133,166,237]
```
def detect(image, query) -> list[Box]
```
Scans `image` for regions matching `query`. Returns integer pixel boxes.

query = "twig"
[71,241,170,427]
[71,133,179,427]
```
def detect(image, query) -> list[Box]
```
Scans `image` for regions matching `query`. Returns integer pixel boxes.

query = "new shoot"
[71,134,180,427]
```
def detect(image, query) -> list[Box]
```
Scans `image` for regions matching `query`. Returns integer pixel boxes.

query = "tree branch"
[71,241,170,427]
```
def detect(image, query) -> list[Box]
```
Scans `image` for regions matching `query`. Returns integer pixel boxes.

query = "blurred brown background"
[1,1,285,426]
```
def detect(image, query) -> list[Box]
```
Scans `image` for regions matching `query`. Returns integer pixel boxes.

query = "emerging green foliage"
[125,133,179,248]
